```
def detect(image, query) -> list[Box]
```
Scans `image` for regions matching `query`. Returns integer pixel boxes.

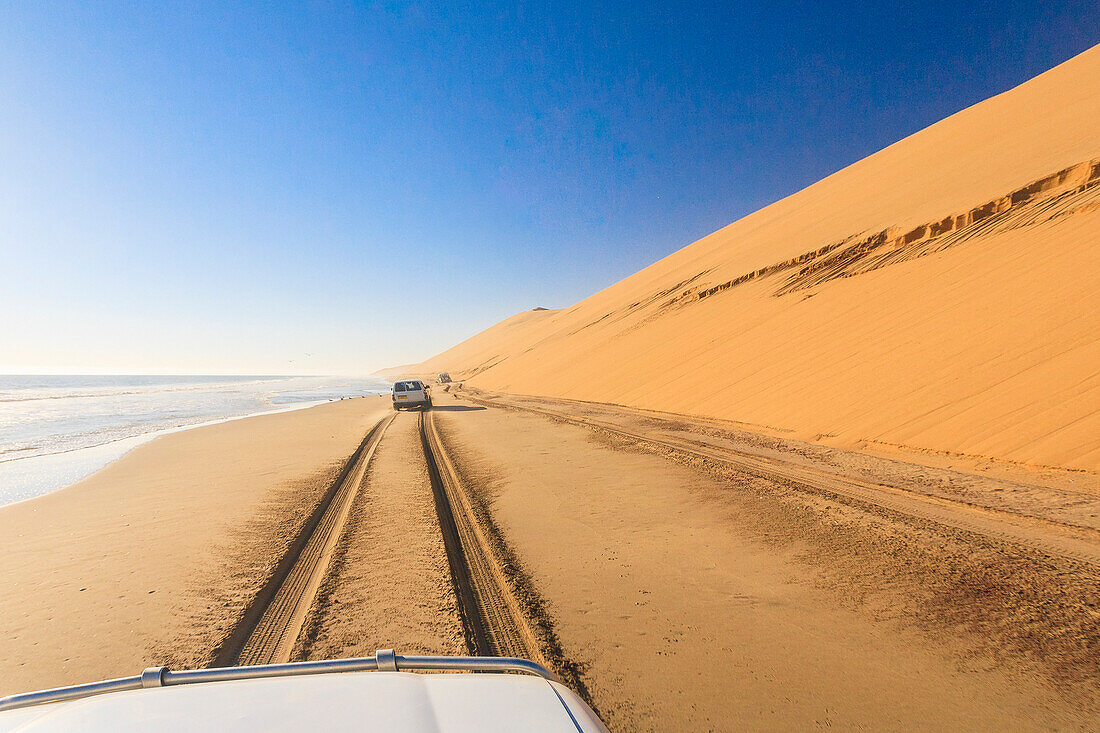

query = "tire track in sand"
[466,394,1100,569]
[214,413,395,667]
[419,409,545,663]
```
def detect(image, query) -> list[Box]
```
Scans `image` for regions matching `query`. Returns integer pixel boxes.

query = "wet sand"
[0,396,389,695]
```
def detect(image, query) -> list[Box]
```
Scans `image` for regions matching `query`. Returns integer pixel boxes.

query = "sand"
[296,411,465,660]
[6,39,1100,733]
[431,397,1098,730]
[3,389,1095,727]
[0,396,388,695]
[403,43,1100,473]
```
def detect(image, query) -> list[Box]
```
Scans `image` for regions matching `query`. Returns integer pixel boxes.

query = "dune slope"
[415,45,1100,472]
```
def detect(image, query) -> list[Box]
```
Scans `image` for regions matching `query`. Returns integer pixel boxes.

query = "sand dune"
[409,44,1100,472]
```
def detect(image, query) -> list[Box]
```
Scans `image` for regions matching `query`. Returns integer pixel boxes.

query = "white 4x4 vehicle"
[392,380,432,410]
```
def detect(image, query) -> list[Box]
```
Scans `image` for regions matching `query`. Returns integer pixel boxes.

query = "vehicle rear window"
[394,381,420,392]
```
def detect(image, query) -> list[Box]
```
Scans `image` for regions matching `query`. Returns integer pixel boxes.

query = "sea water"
[0,375,390,506]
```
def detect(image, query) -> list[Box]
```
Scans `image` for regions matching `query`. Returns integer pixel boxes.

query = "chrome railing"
[0,650,557,713]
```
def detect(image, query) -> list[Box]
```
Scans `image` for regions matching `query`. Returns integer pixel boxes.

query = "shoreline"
[0,397,372,508]
[0,395,391,695]
[3,392,1096,727]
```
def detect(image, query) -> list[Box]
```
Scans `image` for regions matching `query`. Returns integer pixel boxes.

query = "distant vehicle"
[392,380,431,410]
[438,372,452,383]
[0,651,608,731]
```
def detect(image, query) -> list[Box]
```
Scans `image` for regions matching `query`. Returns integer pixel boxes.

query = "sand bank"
[406,44,1100,472]
[0,396,389,695]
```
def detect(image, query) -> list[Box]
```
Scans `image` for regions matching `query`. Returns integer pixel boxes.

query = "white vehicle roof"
[0,653,607,733]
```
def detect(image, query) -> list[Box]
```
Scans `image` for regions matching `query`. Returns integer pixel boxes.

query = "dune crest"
[412,45,1100,472]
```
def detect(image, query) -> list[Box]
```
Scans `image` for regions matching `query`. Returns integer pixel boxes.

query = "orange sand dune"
[412,44,1100,472]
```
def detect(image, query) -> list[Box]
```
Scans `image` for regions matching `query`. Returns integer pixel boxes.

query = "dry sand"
[0,397,388,695]
[404,43,1100,473]
[431,398,1099,730]
[3,389,1095,728]
[296,410,465,660]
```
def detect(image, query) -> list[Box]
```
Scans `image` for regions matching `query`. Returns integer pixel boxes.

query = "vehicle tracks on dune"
[419,410,545,663]
[215,414,395,667]
[466,394,1100,569]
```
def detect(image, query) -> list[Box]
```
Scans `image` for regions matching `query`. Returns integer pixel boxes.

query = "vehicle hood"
[0,672,604,732]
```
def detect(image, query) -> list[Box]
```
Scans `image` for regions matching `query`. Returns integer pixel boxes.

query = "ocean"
[0,375,390,506]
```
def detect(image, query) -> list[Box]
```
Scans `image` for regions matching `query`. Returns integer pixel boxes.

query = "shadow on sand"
[428,405,486,412]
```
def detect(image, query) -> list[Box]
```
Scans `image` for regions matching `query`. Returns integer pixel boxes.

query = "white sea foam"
[0,375,389,506]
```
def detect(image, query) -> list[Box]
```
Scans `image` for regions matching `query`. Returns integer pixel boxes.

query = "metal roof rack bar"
[0,651,556,713]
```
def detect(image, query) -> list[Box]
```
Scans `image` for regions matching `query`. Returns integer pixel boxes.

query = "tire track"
[466,394,1100,569]
[214,413,395,667]
[419,410,544,662]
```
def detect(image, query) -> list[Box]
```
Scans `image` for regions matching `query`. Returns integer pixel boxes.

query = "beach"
[0,396,389,695]
[1,391,1096,729]
[429,394,1099,729]
[7,3,1100,729]
[3,36,1099,733]
[0,375,389,505]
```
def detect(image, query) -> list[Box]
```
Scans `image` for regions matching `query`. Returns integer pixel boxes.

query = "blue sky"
[1,1,1097,375]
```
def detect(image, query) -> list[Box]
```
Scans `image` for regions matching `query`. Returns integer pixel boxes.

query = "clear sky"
[1,1,1097,375]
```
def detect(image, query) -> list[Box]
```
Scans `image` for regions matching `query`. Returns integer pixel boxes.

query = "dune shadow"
[429,405,486,412]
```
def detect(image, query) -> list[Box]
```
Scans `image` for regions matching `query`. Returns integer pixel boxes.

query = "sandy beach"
[4,31,1100,733]
[296,411,466,661]
[432,391,1100,729]
[0,386,1096,728]
[0,396,389,695]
